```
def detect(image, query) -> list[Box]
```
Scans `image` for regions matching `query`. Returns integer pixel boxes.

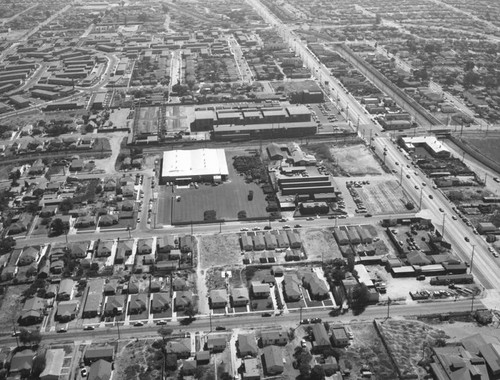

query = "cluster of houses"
[1,344,114,380]
[240,230,303,263]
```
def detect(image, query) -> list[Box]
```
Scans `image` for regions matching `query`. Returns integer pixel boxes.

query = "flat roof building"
[160,148,229,184]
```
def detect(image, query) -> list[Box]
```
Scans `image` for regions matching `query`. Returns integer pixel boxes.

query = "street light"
[441,212,446,239]
[470,244,476,274]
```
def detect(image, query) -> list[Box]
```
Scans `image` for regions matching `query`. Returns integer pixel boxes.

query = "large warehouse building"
[160,149,229,185]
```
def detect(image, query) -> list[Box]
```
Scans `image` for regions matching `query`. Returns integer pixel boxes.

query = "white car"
[240,228,249,232]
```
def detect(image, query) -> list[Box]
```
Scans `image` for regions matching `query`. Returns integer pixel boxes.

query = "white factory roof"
[161,149,229,179]
[401,136,449,155]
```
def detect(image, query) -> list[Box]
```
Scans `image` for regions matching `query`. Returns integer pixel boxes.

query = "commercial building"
[160,148,229,185]
[400,136,451,158]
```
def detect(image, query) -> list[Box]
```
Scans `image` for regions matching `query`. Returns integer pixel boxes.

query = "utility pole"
[386,298,391,319]
[209,310,212,332]
[441,213,446,239]
[400,166,403,186]
[419,187,423,210]
[12,318,19,347]
[116,321,121,340]
[299,306,303,323]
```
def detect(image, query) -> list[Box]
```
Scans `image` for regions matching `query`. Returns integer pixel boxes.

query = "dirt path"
[196,237,210,315]
[91,132,126,174]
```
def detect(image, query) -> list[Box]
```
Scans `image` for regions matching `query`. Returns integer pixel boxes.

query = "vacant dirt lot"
[357,180,409,214]
[333,145,385,176]
[0,285,29,332]
[301,228,342,261]
[377,319,448,378]
[465,137,500,164]
[199,234,242,268]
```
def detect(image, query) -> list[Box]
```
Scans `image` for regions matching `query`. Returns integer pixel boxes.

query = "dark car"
[156,321,167,326]
[262,312,272,317]
[264,226,272,230]
[311,318,322,323]
[83,325,95,331]
[439,208,444,212]
[294,224,303,228]
[215,326,226,331]
[300,319,311,324]
[364,214,372,217]
[133,322,144,327]
[464,237,470,242]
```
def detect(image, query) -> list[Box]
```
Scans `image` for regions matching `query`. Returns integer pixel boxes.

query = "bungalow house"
[251,282,270,299]
[127,277,139,294]
[195,351,210,365]
[50,259,64,274]
[157,235,176,254]
[243,358,260,380]
[28,159,46,175]
[168,249,181,260]
[115,240,133,264]
[166,340,191,359]
[312,323,331,352]
[261,330,288,347]
[104,295,125,317]
[19,297,45,326]
[121,200,135,211]
[98,214,118,227]
[119,176,135,187]
[55,300,79,322]
[57,279,73,301]
[237,333,258,357]
[331,326,349,347]
[88,359,112,380]
[1,265,16,281]
[231,287,250,307]
[253,234,265,251]
[68,241,88,259]
[40,348,64,380]
[277,231,290,248]
[302,272,330,300]
[103,178,117,192]
[150,281,161,293]
[264,233,277,250]
[181,360,197,376]
[262,346,284,375]
[39,205,57,218]
[151,292,170,313]
[286,230,301,248]
[155,261,178,275]
[96,241,113,257]
[46,284,58,298]
[206,336,227,353]
[121,185,135,198]
[172,278,187,291]
[283,274,302,302]
[18,246,39,266]
[9,350,35,376]
[75,216,95,229]
[137,239,153,255]
[241,234,253,251]
[175,291,193,311]
[209,289,227,309]
[128,294,148,315]
[103,283,117,296]
[84,346,114,365]
[69,159,84,172]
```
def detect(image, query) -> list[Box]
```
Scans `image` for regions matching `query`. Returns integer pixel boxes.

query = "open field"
[357,180,409,214]
[376,319,449,378]
[135,106,161,135]
[346,322,398,379]
[0,285,30,332]
[199,234,242,267]
[333,144,385,176]
[301,228,342,261]
[114,340,162,380]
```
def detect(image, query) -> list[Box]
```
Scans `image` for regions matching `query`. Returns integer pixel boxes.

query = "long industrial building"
[160,148,229,185]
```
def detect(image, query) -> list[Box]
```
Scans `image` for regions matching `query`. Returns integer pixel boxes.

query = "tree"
[0,237,16,256]
[51,218,65,236]
[310,365,326,380]
[32,353,46,377]
[351,283,370,314]
[464,61,475,72]
[59,198,73,213]
[158,326,173,344]
[184,302,197,319]
[25,202,39,215]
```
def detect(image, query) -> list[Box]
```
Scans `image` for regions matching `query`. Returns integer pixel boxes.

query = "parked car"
[311,318,322,323]
[81,368,88,377]
[261,312,272,317]
[294,224,302,228]
[134,322,144,327]
[464,237,470,242]
[300,319,311,324]
[215,326,226,331]
[156,320,167,326]
[83,325,95,331]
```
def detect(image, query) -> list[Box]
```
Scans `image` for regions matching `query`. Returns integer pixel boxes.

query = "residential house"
[312,324,331,352]
[151,292,170,314]
[56,300,79,322]
[262,346,283,375]
[137,239,153,255]
[157,235,176,254]
[181,360,197,376]
[231,287,250,307]
[70,159,84,172]
[40,348,64,380]
[175,291,193,311]
[68,241,88,259]
[241,234,253,251]
[88,359,112,380]
[115,240,133,264]
[283,274,301,302]
[75,216,95,229]
[39,206,57,218]
[127,277,139,294]
[302,272,330,300]
[154,261,178,275]
[98,214,118,227]
[166,340,191,359]
[103,178,116,192]
[104,295,125,317]
[286,230,301,248]
[150,280,161,293]
[277,231,290,248]
[46,284,58,298]
[172,278,187,291]
[121,200,135,211]
[84,346,114,365]
[128,294,148,315]
[261,330,288,347]
[19,297,46,326]
[96,241,113,257]
[195,351,210,365]
[1,265,16,281]
[18,246,39,266]
[103,283,117,296]
[209,289,227,309]
[331,326,349,347]
[264,233,277,250]
[253,234,265,251]
[50,259,64,274]
[206,336,227,353]
[9,350,35,376]
[237,333,258,357]
[251,282,270,299]
[57,279,73,301]
[83,279,104,318]
[121,185,134,198]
